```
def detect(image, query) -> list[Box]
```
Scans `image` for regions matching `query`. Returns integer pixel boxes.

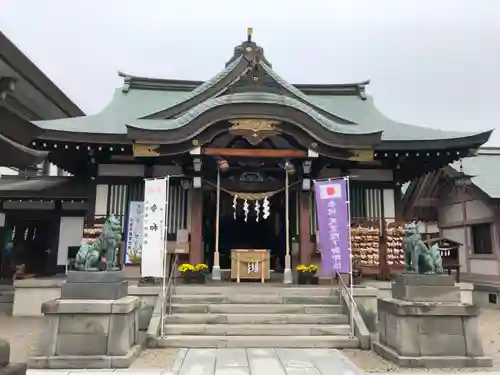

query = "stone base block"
[0,363,27,375]
[395,273,455,286]
[66,270,125,284]
[61,280,128,300]
[33,296,142,369]
[392,274,460,302]
[373,341,492,368]
[28,344,141,369]
[0,339,9,367]
[392,284,461,302]
[377,297,491,367]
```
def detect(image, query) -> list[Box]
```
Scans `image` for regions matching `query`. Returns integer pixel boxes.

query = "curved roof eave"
[0,132,48,168]
[377,129,493,151]
[259,62,367,123]
[0,104,45,143]
[139,56,248,119]
[126,92,382,149]
[0,31,84,117]
[366,100,493,142]
[307,94,495,145]
[128,92,379,136]
[295,81,370,91]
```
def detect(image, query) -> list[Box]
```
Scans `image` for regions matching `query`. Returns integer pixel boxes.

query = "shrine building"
[0,30,84,284]
[0,29,492,280]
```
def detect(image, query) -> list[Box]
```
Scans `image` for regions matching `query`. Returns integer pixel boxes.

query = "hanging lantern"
[453,159,474,188]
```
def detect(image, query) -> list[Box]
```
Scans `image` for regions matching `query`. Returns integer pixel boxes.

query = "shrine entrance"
[203,191,286,272]
[198,124,304,283]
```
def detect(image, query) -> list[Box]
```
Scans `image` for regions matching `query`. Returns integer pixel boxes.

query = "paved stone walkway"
[26,348,366,374]
[173,348,365,375]
[24,347,500,375]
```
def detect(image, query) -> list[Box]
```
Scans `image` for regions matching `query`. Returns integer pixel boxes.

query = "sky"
[1,0,500,144]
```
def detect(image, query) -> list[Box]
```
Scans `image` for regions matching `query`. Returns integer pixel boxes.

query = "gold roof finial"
[247,27,253,42]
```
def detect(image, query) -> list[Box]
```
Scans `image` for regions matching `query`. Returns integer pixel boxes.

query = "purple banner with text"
[314,178,351,276]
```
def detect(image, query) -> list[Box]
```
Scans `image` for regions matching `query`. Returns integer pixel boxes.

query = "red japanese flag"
[318,183,342,199]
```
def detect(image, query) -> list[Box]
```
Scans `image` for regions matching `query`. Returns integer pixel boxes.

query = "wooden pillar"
[189,189,203,265]
[85,161,99,227]
[378,234,390,280]
[379,189,391,280]
[299,191,314,264]
[394,187,404,221]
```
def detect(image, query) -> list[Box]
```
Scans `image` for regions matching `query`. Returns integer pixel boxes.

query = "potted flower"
[130,255,141,265]
[178,263,207,284]
[195,263,208,276]
[296,264,319,285]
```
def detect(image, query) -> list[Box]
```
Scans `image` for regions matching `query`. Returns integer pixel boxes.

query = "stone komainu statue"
[74,215,122,271]
[402,221,444,274]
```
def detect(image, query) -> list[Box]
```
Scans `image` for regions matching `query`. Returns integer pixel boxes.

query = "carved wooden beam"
[348,150,374,162]
[132,143,160,157]
[229,119,280,145]
[203,147,307,158]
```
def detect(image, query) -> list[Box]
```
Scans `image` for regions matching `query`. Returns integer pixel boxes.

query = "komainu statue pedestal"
[28,271,141,369]
[374,274,491,368]
[0,338,26,375]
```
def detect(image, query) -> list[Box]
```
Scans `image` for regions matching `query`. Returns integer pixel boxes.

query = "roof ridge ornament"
[225,28,272,68]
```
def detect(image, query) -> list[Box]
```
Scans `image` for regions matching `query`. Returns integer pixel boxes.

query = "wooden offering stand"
[230,249,270,283]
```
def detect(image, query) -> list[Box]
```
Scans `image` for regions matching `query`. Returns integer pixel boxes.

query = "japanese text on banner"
[314,178,351,276]
[141,178,167,278]
[125,201,144,264]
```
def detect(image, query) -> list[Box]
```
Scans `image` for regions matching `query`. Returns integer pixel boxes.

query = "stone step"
[171,303,341,314]
[165,313,349,325]
[155,335,359,348]
[164,323,351,336]
[0,293,13,303]
[171,294,340,305]
[174,286,338,297]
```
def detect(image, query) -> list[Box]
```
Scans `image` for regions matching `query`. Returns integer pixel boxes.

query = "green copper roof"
[32,65,491,144]
[260,62,353,123]
[451,148,500,198]
[33,85,491,144]
[34,88,185,134]
[308,95,489,141]
[129,92,378,135]
[169,56,243,106]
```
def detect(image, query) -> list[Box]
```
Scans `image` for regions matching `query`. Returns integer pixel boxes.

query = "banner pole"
[345,175,354,338]
[159,176,170,337]
[212,168,221,280]
[283,163,292,284]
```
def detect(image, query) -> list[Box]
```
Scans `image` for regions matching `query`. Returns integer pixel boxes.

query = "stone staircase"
[155,285,359,348]
[0,285,13,315]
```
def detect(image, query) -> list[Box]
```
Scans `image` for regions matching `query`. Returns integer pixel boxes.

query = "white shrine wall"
[57,217,85,266]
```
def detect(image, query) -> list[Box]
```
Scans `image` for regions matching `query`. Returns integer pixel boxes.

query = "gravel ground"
[2,308,500,372]
[129,348,178,369]
[342,308,500,372]
[0,314,41,363]
[0,313,178,371]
